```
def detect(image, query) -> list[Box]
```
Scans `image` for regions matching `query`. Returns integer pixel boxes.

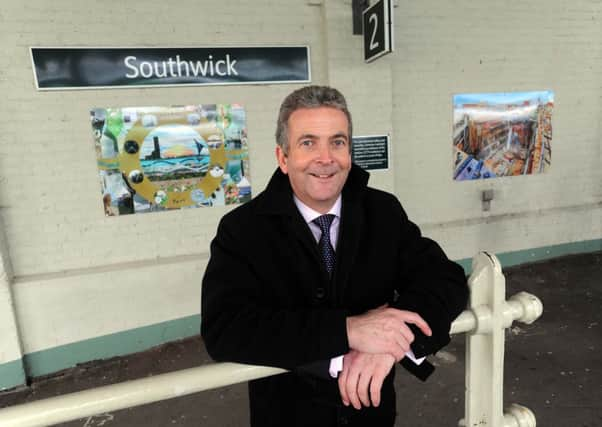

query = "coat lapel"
[332,165,369,307]
[288,208,324,271]
[256,169,326,296]
[333,195,364,307]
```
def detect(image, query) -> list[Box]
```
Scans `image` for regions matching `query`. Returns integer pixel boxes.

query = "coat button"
[315,287,326,299]
[339,416,348,425]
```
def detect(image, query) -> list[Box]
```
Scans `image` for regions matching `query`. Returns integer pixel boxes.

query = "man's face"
[276,107,352,213]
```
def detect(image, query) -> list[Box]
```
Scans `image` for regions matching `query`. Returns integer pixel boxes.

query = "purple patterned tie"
[312,214,336,276]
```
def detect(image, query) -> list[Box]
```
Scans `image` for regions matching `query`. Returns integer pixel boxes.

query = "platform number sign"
[363,0,393,63]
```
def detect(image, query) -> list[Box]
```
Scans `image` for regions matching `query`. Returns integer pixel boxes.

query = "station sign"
[30,46,311,90]
[363,0,393,63]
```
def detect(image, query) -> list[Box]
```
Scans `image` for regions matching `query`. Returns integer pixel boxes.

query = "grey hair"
[275,85,353,154]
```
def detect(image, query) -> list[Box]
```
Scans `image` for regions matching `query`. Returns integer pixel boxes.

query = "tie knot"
[312,214,336,234]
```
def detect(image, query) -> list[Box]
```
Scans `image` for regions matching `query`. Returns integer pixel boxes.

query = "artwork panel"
[91,104,250,216]
[452,91,553,181]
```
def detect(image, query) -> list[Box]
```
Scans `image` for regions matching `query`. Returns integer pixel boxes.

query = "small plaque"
[352,135,389,170]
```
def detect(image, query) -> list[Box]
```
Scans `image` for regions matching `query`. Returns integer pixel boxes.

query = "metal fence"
[0,252,543,427]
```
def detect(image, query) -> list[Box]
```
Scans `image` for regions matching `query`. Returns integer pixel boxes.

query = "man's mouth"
[309,173,335,179]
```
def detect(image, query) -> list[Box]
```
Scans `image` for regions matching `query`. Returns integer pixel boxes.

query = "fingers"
[386,340,406,362]
[338,364,350,407]
[357,370,372,408]
[347,307,432,358]
[393,310,432,337]
[339,352,395,411]
[341,351,371,410]
[346,364,362,410]
[369,369,385,407]
[397,323,415,349]
[386,311,431,361]
[386,320,412,359]
[370,382,382,407]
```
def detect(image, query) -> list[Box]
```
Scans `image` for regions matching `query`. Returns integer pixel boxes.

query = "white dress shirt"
[293,195,424,378]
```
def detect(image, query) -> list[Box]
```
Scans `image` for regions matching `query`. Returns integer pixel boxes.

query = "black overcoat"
[201,165,468,426]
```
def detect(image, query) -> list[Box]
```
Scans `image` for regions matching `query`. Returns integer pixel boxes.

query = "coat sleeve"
[391,200,469,359]
[201,216,350,370]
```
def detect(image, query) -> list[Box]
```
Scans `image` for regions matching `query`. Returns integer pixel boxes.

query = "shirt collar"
[293,195,342,224]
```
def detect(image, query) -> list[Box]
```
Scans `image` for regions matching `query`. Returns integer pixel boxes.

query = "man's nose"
[315,143,333,162]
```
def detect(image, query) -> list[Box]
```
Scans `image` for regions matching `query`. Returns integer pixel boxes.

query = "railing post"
[458,252,538,427]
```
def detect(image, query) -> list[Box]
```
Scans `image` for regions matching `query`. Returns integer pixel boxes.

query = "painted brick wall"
[0,0,327,277]
[0,0,328,357]
[322,0,601,258]
[388,1,602,257]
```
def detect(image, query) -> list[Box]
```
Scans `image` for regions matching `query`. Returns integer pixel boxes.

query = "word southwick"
[124,54,238,79]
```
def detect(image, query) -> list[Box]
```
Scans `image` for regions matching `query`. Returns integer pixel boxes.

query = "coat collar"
[255,163,370,217]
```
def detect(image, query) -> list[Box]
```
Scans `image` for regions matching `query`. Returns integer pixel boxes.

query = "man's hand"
[338,350,395,409]
[346,305,432,361]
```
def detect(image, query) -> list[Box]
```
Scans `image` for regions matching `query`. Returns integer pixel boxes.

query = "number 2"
[369,13,379,50]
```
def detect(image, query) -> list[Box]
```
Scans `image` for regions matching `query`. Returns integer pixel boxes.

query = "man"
[201,86,468,426]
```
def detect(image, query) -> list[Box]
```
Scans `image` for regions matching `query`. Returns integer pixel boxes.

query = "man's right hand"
[346,305,432,361]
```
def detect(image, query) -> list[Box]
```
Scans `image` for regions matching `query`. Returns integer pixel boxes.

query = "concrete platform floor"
[1,251,601,426]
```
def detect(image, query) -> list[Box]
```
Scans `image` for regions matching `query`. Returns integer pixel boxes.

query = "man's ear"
[275,146,288,174]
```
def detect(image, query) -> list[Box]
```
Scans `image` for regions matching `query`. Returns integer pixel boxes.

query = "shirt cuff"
[405,349,426,365]
[329,355,344,378]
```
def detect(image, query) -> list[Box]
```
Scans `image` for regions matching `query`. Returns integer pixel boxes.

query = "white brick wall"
[0,0,600,358]
[0,215,24,367]
[0,0,329,353]
[388,0,602,231]
[0,0,327,276]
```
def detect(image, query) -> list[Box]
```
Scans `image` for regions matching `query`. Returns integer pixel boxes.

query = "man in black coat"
[201,86,468,426]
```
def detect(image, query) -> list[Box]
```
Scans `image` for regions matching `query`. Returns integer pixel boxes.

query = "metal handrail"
[0,252,543,427]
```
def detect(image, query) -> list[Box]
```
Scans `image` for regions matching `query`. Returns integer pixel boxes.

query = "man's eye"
[300,140,313,147]
[332,139,347,147]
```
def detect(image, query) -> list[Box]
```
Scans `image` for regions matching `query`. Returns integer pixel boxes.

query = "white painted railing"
[0,252,542,427]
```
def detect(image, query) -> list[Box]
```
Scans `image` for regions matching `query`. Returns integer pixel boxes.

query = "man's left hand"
[337,349,396,410]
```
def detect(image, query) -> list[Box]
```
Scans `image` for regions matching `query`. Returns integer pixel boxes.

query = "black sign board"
[352,135,389,170]
[30,46,311,90]
[363,0,393,63]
